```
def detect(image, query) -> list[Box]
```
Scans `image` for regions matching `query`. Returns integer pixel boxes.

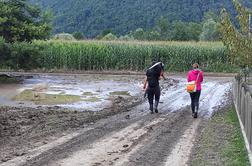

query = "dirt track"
[0,75,232,166]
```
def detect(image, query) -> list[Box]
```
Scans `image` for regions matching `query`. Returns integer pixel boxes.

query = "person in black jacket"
[143,61,165,114]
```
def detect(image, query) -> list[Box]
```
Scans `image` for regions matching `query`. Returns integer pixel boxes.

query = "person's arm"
[143,76,147,90]
[200,71,203,83]
[160,70,166,80]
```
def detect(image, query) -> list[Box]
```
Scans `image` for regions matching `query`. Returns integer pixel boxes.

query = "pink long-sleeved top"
[187,69,203,91]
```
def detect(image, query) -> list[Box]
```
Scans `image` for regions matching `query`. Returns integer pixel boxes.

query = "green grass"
[82,97,101,102]
[220,109,250,166]
[190,106,250,166]
[82,92,95,96]
[13,90,82,105]
[0,76,19,84]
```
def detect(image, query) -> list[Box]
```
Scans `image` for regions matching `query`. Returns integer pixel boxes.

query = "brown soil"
[0,76,236,166]
[0,95,143,164]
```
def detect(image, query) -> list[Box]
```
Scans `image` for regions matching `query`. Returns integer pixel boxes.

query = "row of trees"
[70,15,221,42]
[31,0,252,38]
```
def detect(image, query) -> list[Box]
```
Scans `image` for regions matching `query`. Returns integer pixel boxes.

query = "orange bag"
[186,72,200,93]
[186,81,196,93]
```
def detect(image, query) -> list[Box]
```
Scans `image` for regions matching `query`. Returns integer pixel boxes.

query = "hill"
[31,0,252,38]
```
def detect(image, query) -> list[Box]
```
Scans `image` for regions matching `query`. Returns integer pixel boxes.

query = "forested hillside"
[31,0,252,38]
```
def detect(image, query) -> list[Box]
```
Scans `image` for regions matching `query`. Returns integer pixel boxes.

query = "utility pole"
[247,13,251,82]
[249,13,251,37]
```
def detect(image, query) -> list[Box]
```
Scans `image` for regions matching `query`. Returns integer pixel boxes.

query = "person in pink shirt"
[187,63,203,118]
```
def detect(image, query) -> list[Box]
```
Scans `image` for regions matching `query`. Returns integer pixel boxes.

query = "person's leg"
[154,86,161,113]
[195,90,201,112]
[147,88,154,113]
[190,92,196,114]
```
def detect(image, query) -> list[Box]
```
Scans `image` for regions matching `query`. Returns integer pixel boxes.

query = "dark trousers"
[147,86,161,111]
[189,90,201,113]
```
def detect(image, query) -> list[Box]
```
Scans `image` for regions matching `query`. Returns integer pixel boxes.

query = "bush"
[0,36,11,68]
[119,35,134,41]
[102,33,118,40]
[53,33,76,40]
[9,42,44,70]
[73,32,85,40]
[0,37,45,70]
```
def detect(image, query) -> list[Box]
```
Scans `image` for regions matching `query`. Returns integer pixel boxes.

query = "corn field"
[33,40,238,72]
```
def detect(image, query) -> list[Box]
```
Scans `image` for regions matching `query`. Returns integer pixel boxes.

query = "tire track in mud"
[4,80,187,166]
[2,77,232,166]
[116,81,231,166]
[17,113,157,166]
[118,109,193,166]
[38,86,192,165]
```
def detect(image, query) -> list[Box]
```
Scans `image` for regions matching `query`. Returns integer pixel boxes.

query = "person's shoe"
[193,112,198,118]
[150,110,154,114]
[155,109,158,113]
[192,110,195,117]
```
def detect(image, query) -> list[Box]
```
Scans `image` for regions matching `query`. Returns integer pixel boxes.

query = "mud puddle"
[0,74,143,111]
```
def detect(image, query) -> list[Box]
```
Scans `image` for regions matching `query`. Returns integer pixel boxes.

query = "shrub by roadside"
[0,37,45,70]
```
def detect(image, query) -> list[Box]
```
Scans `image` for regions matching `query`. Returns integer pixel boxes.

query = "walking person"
[143,61,165,114]
[187,63,203,118]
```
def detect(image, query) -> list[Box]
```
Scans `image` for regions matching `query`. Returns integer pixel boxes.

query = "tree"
[145,30,160,41]
[187,22,202,41]
[203,11,219,22]
[30,0,252,38]
[53,33,76,40]
[132,28,145,40]
[220,0,252,68]
[171,21,189,41]
[171,21,202,41]
[102,33,117,40]
[119,35,134,41]
[156,16,169,40]
[200,19,220,41]
[0,36,10,67]
[96,29,114,39]
[73,32,85,40]
[0,0,52,43]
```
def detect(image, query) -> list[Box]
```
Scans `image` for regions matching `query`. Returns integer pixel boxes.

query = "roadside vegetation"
[0,0,245,73]
[189,105,250,166]
[0,74,19,84]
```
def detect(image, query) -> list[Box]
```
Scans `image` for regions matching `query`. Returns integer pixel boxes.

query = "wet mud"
[0,74,233,166]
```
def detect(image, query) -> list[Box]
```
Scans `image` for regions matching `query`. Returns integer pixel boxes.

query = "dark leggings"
[147,86,161,110]
[189,90,201,113]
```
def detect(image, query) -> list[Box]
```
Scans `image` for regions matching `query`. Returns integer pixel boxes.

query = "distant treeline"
[30,0,252,38]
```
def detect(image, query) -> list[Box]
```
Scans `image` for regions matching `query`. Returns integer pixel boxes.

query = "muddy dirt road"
[0,75,232,166]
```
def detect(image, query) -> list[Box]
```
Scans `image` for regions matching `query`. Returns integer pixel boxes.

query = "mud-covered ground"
[0,74,243,166]
[0,95,143,164]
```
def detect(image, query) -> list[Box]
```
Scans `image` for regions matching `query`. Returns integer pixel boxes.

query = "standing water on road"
[156,77,231,117]
[0,74,143,111]
[0,74,231,116]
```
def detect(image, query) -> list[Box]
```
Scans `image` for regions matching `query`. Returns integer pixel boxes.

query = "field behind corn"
[32,40,238,72]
